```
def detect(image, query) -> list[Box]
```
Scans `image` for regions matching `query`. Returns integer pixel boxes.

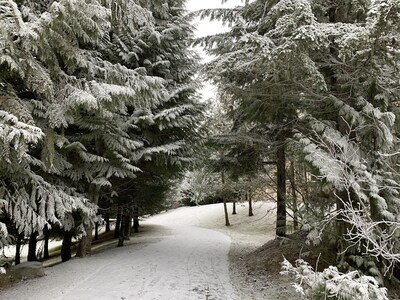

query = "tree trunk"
[276,143,287,237]
[94,221,99,241]
[223,199,230,226]
[61,230,73,262]
[15,234,23,265]
[221,171,230,226]
[290,161,299,230]
[105,211,111,232]
[133,205,139,233]
[327,2,349,256]
[76,184,100,257]
[123,208,131,240]
[76,226,92,258]
[232,200,237,215]
[114,207,122,239]
[117,208,128,247]
[43,226,50,259]
[248,189,254,217]
[27,232,38,261]
[303,166,309,203]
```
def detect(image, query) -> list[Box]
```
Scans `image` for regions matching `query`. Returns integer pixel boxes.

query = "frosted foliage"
[0,222,9,246]
[0,110,43,162]
[338,200,400,274]
[265,0,315,37]
[297,122,362,191]
[0,0,201,249]
[295,114,400,273]
[0,178,96,244]
[111,0,153,29]
[281,258,389,300]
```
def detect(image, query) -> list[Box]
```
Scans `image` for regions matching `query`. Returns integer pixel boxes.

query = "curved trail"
[0,209,237,300]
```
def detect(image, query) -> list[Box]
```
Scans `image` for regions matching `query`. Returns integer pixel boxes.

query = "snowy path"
[0,209,237,300]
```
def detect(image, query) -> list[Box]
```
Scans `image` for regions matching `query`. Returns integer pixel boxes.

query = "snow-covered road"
[0,208,237,300]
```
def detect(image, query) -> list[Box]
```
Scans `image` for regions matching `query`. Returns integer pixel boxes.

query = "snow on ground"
[0,201,281,300]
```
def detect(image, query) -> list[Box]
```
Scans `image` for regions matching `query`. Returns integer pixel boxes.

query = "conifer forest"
[0,0,399,299]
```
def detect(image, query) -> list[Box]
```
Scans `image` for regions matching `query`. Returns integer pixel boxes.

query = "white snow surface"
[0,204,238,300]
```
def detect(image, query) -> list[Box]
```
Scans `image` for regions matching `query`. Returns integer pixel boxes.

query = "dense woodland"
[0,0,400,299]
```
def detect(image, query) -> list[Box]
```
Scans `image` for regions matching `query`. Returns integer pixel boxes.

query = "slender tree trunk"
[43,226,50,259]
[105,211,111,232]
[94,221,99,241]
[276,143,287,237]
[117,208,127,247]
[61,230,73,262]
[232,200,237,215]
[303,166,309,203]
[114,207,122,239]
[223,199,230,226]
[248,189,254,217]
[221,171,230,226]
[27,232,38,261]
[133,205,139,233]
[15,234,23,265]
[290,161,299,230]
[123,208,131,240]
[327,1,350,255]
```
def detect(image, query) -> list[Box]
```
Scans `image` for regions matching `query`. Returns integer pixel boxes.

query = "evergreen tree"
[196,0,400,277]
[104,0,204,240]
[0,0,100,247]
[0,0,202,254]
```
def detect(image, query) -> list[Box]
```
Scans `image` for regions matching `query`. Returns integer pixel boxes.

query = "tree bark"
[221,171,230,226]
[114,207,122,239]
[303,166,309,203]
[232,200,237,215]
[327,1,350,256]
[223,199,230,226]
[133,205,139,233]
[248,189,254,217]
[76,226,92,258]
[43,226,50,259]
[27,232,38,261]
[105,211,111,232]
[61,230,73,262]
[15,234,23,265]
[94,221,99,241]
[76,184,100,257]
[290,160,299,230]
[117,208,128,247]
[123,208,131,240]
[276,143,287,237]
